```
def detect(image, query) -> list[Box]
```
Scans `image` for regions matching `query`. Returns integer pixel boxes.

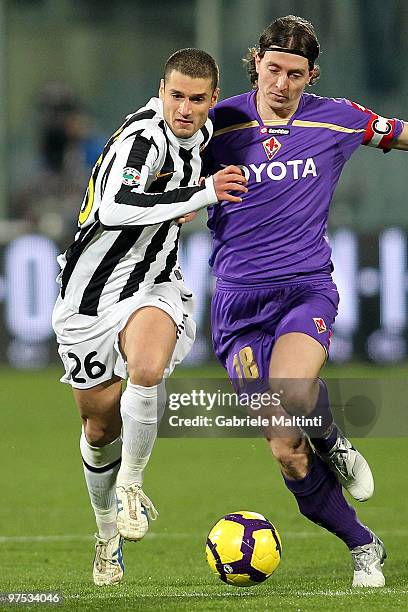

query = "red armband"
[362,115,397,150]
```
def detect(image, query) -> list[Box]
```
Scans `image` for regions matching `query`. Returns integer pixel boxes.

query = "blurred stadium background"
[1,0,408,370]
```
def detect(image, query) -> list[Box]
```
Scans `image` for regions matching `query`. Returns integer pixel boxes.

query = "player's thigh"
[268,333,325,414]
[224,330,314,474]
[269,332,326,378]
[268,287,337,408]
[270,282,338,379]
[56,314,126,442]
[221,330,314,463]
[224,329,274,393]
[119,305,177,385]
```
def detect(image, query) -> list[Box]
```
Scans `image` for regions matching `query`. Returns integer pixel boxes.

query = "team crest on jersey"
[122,167,141,186]
[313,317,327,334]
[262,136,281,160]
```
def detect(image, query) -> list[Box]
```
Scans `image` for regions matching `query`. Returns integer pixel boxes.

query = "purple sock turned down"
[283,454,372,550]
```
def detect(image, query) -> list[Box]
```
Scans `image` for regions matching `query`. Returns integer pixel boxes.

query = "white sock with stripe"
[80,429,122,540]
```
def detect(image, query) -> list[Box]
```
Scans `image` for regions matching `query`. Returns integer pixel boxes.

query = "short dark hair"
[164,48,219,92]
[244,15,321,87]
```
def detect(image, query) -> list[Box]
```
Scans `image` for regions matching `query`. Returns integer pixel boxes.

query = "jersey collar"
[250,89,305,126]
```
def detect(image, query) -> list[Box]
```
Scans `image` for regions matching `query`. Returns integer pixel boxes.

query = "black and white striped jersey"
[57,97,217,316]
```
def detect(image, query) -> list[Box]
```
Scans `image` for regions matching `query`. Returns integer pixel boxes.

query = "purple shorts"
[211,280,339,393]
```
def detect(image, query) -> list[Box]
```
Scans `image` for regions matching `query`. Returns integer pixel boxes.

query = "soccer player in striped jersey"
[203,16,408,587]
[52,48,247,586]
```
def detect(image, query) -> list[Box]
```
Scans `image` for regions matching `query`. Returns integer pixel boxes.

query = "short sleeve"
[332,98,404,161]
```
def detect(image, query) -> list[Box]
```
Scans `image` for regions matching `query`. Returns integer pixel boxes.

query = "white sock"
[80,429,122,540]
[116,380,166,488]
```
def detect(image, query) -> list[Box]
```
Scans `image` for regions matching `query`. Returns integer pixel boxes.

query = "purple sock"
[283,454,372,549]
[304,379,339,453]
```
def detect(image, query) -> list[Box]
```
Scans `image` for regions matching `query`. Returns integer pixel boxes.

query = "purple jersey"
[204,91,403,285]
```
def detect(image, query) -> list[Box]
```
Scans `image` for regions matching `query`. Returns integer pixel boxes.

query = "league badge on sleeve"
[262,136,281,160]
[122,167,141,186]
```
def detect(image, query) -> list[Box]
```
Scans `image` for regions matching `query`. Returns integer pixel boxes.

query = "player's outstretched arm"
[100,166,247,228]
[389,122,408,150]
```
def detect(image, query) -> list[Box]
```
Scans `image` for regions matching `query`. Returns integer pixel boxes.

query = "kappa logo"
[122,167,141,186]
[313,318,327,334]
[262,136,281,160]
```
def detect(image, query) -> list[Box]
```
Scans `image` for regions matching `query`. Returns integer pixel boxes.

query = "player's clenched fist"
[212,165,248,202]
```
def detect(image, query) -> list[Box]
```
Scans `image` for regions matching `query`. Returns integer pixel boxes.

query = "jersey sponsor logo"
[313,317,327,334]
[262,136,281,160]
[226,157,317,182]
[260,127,290,136]
[122,167,141,186]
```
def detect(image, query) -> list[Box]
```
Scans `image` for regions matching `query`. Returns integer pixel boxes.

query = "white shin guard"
[80,430,122,539]
[117,380,166,488]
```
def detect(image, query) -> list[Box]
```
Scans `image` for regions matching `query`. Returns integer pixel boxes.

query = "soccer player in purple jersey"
[202,15,408,587]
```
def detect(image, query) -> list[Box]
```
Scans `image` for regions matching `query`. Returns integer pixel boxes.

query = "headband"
[260,46,315,70]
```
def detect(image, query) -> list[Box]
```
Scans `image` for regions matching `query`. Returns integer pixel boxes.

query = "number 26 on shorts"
[67,351,107,384]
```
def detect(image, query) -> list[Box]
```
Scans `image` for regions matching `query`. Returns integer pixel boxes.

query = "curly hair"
[243,15,321,88]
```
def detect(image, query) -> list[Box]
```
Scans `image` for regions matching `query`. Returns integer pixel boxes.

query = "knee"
[269,437,312,479]
[127,358,165,387]
[82,418,120,447]
[271,379,317,417]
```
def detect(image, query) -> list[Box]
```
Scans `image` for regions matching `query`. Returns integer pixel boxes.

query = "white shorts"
[52,282,196,389]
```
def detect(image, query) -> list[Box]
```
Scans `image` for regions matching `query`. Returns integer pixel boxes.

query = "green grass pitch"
[1,365,407,610]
